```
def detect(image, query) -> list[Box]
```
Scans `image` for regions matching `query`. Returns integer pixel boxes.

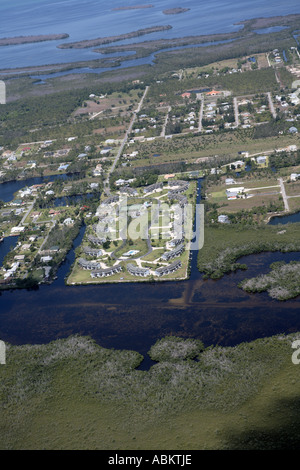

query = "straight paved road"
[104,86,149,195]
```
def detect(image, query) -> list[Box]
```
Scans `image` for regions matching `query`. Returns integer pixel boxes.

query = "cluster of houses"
[167,180,190,207]
[2,261,20,280]
[154,260,182,277]
[83,246,102,257]
[127,263,150,277]
[90,265,122,278]
[73,176,192,280]
[125,259,182,278]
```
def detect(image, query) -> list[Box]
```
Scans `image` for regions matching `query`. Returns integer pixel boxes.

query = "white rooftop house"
[218,214,230,224]
[41,256,53,263]
[227,160,244,170]
[290,173,300,181]
[115,179,126,186]
[256,156,267,165]
[11,226,25,234]
[19,187,32,198]
[3,262,20,279]
[225,178,235,185]
[289,92,300,105]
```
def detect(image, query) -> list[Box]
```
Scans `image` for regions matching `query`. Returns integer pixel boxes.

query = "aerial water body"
[1,0,300,69]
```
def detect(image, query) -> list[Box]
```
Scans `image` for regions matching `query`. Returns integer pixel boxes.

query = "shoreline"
[57,25,173,49]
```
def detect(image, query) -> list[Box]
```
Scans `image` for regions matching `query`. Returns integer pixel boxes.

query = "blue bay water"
[1,0,300,69]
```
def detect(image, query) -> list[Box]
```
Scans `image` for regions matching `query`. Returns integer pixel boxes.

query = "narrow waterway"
[0,173,76,203]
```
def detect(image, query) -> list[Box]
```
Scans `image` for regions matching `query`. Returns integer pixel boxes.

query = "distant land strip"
[163,8,190,15]
[0,33,69,46]
[112,5,154,10]
[58,25,172,49]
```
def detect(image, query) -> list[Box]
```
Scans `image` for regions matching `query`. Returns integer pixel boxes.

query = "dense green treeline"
[153,31,295,74]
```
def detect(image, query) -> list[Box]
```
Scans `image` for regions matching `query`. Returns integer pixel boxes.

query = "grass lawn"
[285,181,300,197]
[287,197,300,212]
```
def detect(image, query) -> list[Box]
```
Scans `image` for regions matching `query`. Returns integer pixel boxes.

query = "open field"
[288,197,300,212]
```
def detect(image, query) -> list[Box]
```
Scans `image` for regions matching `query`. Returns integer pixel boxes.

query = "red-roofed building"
[181,92,191,98]
[206,90,221,96]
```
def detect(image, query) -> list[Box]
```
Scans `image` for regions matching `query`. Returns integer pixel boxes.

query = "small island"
[57,25,172,49]
[162,8,190,15]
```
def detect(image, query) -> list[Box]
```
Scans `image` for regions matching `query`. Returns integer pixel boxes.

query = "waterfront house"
[90,264,122,278]
[161,243,185,261]
[168,238,184,248]
[154,260,182,277]
[3,262,20,280]
[11,226,25,234]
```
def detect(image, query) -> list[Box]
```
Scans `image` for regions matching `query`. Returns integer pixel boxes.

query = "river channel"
[0,176,299,367]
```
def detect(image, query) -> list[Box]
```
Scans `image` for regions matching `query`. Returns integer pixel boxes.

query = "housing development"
[1,43,300,290]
